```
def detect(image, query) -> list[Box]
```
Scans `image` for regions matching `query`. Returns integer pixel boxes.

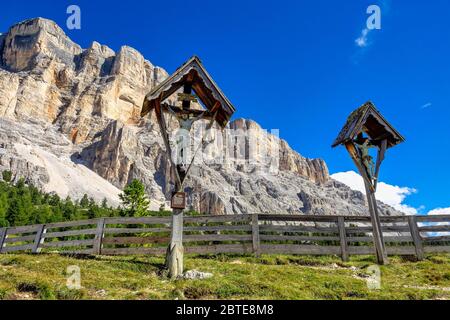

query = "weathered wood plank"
[260,244,341,255]
[408,216,424,260]
[424,246,450,253]
[184,215,252,224]
[45,219,99,229]
[259,225,339,233]
[6,225,41,234]
[103,227,171,234]
[259,235,340,242]
[43,228,98,239]
[346,225,410,233]
[93,218,105,255]
[102,236,169,245]
[422,235,450,242]
[183,234,252,242]
[0,228,6,253]
[416,215,450,222]
[418,225,450,232]
[252,214,260,257]
[104,217,171,225]
[338,217,348,262]
[2,244,34,252]
[3,235,36,243]
[258,215,338,223]
[184,225,251,232]
[348,245,417,255]
[347,236,413,243]
[32,225,46,254]
[185,244,253,254]
[379,216,410,222]
[59,248,95,255]
[40,239,95,248]
[101,247,167,255]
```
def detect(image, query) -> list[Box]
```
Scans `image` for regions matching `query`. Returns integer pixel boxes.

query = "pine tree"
[101,198,108,209]
[0,175,124,226]
[2,170,12,183]
[119,179,150,217]
[0,192,9,227]
[80,194,90,208]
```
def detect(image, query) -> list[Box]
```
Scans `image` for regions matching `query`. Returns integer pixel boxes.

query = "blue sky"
[1,0,449,213]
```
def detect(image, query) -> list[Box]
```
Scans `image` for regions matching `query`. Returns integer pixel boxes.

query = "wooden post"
[345,142,388,265]
[153,96,185,279]
[182,81,193,110]
[166,209,184,279]
[408,215,424,260]
[0,227,6,254]
[155,97,182,188]
[32,225,46,254]
[93,218,105,255]
[337,217,348,262]
[365,182,389,264]
[252,214,261,257]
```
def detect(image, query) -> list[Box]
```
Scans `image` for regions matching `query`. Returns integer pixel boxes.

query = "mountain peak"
[1,17,81,71]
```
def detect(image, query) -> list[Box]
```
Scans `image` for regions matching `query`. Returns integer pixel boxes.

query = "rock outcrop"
[0,18,400,216]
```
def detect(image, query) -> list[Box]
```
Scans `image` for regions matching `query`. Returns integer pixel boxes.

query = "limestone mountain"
[0,18,400,215]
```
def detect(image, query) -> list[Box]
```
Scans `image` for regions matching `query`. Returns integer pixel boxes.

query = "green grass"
[0,253,448,300]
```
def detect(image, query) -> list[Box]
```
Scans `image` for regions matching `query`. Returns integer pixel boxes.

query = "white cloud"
[425,208,450,237]
[355,28,371,47]
[427,208,450,216]
[331,171,418,214]
[421,102,432,109]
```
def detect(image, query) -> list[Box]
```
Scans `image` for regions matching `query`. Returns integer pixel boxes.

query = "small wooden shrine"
[141,56,235,278]
[332,101,405,264]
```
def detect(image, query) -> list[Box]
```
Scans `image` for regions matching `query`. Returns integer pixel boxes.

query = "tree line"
[0,170,170,227]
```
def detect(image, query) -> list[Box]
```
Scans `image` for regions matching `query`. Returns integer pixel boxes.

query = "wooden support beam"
[0,228,6,254]
[154,96,186,279]
[408,215,424,260]
[345,142,388,265]
[182,82,193,110]
[155,97,182,189]
[337,217,349,262]
[252,214,261,257]
[161,104,216,120]
[167,209,184,279]
[93,218,105,255]
[365,183,389,264]
[32,225,46,254]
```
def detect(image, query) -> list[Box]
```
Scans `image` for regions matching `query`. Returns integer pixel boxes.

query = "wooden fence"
[0,214,449,261]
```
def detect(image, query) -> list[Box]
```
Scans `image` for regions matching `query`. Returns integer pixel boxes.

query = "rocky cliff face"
[0,18,400,216]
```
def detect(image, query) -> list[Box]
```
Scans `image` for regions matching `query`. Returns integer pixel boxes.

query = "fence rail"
[0,214,449,260]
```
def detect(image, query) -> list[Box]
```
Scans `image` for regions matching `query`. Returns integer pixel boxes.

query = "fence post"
[32,224,46,254]
[93,218,105,255]
[0,227,6,254]
[337,217,349,262]
[408,216,424,260]
[252,214,261,257]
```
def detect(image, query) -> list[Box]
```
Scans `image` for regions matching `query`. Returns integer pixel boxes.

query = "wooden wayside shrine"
[333,101,405,265]
[141,56,235,278]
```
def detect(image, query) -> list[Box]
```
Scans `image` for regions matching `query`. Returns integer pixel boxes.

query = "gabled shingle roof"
[332,101,405,148]
[141,56,235,128]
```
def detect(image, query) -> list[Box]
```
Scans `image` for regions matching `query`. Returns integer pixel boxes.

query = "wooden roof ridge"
[332,101,405,148]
